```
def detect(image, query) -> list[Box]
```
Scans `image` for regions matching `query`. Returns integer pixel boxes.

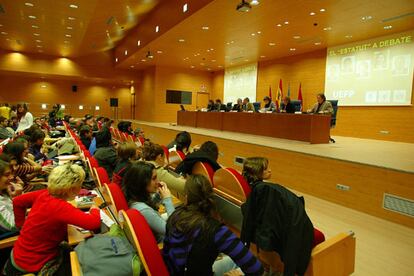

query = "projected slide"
[325,31,414,106]
[224,63,257,104]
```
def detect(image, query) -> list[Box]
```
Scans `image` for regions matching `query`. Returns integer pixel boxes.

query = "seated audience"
[281,96,296,113]
[142,142,186,197]
[0,159,19,235]
[93,129,117,178]
[117,121,133,135]
[0,116,13,139]
[84,114,98,131]
[123,161,175,243]
[308,93,333,114]
[231,98,243,112]
[175,141,221,176]
[167,131,192,154]
[243,97,255,112]
[241,157,324,276]
[79,125,93,149]
[4,164,101,275]
[48,104,61,127]
[112,142,137,186]
[16,103,34,133]
[163,174,264,275]
[215,99,227,111]
[207,100,216,112]
[0,103,11,119]
[29,129,48,161]
[134,127,146,141]
[262,96,276,112]
[9,116,18,131]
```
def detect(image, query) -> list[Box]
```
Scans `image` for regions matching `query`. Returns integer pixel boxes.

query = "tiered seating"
[167,150,185,170]
[192,161,215,185]
[213,168,251,205]
[105,183,129,215]
[94,167,110,187]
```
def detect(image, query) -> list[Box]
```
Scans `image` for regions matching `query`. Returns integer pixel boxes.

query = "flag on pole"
[269,85,272,101]
[298,83,303,111]
[276,79,283,110]
[287,83,291,98]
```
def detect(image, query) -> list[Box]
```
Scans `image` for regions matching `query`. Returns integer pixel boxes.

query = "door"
[196,92,210,110]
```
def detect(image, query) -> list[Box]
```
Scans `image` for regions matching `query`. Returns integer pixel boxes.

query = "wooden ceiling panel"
[117,0,414,71]
[0,0,160,57]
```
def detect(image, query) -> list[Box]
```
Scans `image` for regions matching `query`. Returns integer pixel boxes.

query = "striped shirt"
[163,222,263,275]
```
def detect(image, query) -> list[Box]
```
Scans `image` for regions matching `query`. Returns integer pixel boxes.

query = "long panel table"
[177,111,331,144]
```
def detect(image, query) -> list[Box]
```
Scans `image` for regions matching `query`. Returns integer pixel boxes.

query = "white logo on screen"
[393,90,407,103]
[378,90,391,103]
[365,91,377,103]
[333,90,355,98]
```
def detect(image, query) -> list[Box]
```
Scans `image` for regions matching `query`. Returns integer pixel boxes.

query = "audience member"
[79,125,93,149]
[0,116,13,139]
[16,103,34,133]
[29,129,47,161]
[93,129,117,177]
[4,164,101,275]
[163,174,264,275]
[142,142,186,197]
[122,161,174,243]
[112,142,137,186]
[167,131,192,154]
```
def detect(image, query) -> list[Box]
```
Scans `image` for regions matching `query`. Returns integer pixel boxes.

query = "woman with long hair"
[122,161,175,243]
[163,174,263,276]
[16,103,34,133]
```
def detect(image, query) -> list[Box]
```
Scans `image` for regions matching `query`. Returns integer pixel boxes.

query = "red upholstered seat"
[176,150,186,160]
[313,228,326,248]
[192,162,215,186]
[122,209,169,276]
[83,150,92,158]
[161,145,169,160]
[95,167,110,187]
[226,168,251,197]
[138,137,145,145]
[105,183,129,214]
[88,157,99,168]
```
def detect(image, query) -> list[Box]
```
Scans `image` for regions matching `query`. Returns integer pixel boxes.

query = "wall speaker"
[72,85,78,92]
[110,98,119,107]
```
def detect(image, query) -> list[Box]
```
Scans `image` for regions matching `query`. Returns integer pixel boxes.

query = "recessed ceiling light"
[124,50,128,55]
[156,50,163,54]
[130,65,134,68]
[115,57,118,62]
[65,34,71,37]
[25,2,34,7]
[218,65,223,68]
[276,23,282,27]
[320,8,326,12]
[310,12,316,16]
[202,26,209,30]
[35,39,41,42]
[183,3,188,13]
[68,16,76,20]
[362,15,372,21]
[244,59,249,62]
[260,55,266,58]
[178,38,185,42]
[28,15,36,19]
[250,0,259,5]
[67,26,73,30]
[257,31,261,34]
[69,4,78,8]
[323,27,332,31]
[200,62,205,66]
[345,35,353,38]
[269,42,276,46]
[141,59,146,62]
[33,33,40,36]
[36,45,42,48]
[384,25,392,30]
[293,35,301,39]
[211,59,216,62]
[314,42,321,45]
[155,25,159,33]
[64,40,69,43]
[251,33,256,36]
[290,48,296,51]
[190,65,195,68]
[284,21,289,25]
[41,85,47,88]
[1,32,8,35]
[136,40,141,46]
[32,25,39,28]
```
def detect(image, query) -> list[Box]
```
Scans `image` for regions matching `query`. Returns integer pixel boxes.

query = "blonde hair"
[48,163,85,199]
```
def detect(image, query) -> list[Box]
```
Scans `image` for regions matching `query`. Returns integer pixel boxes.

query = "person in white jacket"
[16,104,33,133]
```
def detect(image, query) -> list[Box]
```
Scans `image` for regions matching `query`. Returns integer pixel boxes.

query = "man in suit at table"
[242,97,255,112]
[215,99,227,111]
[308,93,333,115]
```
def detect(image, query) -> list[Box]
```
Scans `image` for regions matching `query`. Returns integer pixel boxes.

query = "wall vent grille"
[383,193,414,218]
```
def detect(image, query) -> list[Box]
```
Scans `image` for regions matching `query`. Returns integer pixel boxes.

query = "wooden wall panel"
[210,49,414,143]
[0,75,131,118]
[135,123,414,229]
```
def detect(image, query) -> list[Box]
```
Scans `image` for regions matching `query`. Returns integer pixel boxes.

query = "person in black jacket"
[241,157,323,276]
[281,96,296,113]
[175,141,221,176]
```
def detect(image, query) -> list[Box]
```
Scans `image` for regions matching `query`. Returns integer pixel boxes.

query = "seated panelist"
[262,96,276,112]
[242,97,255,112]
[207,100,216,112]
[308,93,333,115]
[281,96,296,113]
[215,99,227,112]
[231,98,243,112]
